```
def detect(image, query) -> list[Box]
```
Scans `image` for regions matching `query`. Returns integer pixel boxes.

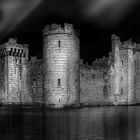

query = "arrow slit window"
[58,79,61,87]
[58,40,61,47]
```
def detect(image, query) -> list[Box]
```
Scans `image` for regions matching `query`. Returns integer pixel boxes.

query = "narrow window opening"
[121,60,124,66]
[58,40,61,47]
[121,76,123,81]
[14,60,16,74]
[58,79,61,86]
[33,79,37,94]
[18,49,20,55]
[33,79,36,86]
[9,48,13,56]
[14,48,16,56]
[93,74,95,79]
[19,58,22,64]
[120,89,123,95]
[1,59,3,65]
[23,53,25,57]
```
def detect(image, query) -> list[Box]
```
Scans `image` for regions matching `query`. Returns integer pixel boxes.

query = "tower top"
[43,23,78,37]
[6,38,28,49]
[0,38,28,51]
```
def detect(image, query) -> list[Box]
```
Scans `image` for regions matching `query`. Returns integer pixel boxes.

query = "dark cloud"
[0,0,140,62]
[79,0,140,28]
[0,0,42,38]
[0,0,140,36]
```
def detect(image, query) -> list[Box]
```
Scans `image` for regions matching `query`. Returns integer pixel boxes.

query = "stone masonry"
[0,23,140,108]
[43,24,80,108]
[0,38,31,104]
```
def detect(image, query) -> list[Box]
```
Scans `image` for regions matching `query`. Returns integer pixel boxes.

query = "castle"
[0,23,140,108]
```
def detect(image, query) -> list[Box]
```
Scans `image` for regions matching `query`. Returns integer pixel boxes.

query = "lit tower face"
[43,23,80,108]
[0,38,29,103]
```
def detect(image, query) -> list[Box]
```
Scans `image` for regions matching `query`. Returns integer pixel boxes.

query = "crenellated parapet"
[43,23,80,107]
[0,38,28,59]
[111,34,140,52]
[29,56,44,68]
[29,56,37,63]
[92,57,109,70]
[80,56,109,71]
[43,23,79,37]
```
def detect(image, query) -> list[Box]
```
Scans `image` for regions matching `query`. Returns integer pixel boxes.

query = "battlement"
[43,23,78,36]
[30,56,37,62]
[80,56,109,70]
[92,57,109,68]
[112,34,140,51]
[0,38,28,58]
[29,57,43,67]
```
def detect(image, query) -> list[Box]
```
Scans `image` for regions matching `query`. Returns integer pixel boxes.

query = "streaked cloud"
[80,0,140,28]
[0,0,42,37]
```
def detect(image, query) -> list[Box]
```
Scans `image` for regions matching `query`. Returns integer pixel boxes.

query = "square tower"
[111,35,135,105]
[0,38,31,104]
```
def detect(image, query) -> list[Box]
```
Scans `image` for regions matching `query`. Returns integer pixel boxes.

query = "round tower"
[43,23,80,108]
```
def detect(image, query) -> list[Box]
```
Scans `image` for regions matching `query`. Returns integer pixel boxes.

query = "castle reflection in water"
[0,106,140,140]
[1,23,140,108]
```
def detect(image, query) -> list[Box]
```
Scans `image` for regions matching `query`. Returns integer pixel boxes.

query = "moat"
[0,106,140,140]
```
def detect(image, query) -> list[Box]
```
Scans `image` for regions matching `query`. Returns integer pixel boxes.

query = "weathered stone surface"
[80,59,112,105]
[28,58,44,103]
[110,35,140,105]
[0,24,140,107]
[43,24,80,108]
[0,38,32,104]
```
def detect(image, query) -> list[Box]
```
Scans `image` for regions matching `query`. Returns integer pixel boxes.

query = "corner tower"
[111,35,135,105]
[43,23,80,108]
[0,38,31,104]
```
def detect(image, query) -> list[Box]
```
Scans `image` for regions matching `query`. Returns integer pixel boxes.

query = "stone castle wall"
[0,24,140,107]
[111,35,140,105]
[43,24,80,108]
[134,51,140,103]
[79,35,140,106]
[28,57,44,104]
[111,35,129,104]
[80,58,112,105]
[0,55,7,102]
[0,38,32,104]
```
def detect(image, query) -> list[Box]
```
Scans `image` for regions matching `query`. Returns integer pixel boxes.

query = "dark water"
[0,106,140,140]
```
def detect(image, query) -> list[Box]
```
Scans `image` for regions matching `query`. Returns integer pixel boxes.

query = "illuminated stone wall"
[0,38,32,104]
[1,24,140,107]
[43,23,80,108]
[0,55,7,103]
[111,35,129,104]
[79,35,140,106]
[133,45,140,103]
[28,57,44,104]
[80,59,112,105]
[21,62,32,103]
[111,35,140,105]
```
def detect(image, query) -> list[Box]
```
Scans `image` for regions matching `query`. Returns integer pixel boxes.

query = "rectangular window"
[58,79,61,86]
[58,40,61,47]
[14,64,16,74]
[121,60,123,66]
[120,89,123,95]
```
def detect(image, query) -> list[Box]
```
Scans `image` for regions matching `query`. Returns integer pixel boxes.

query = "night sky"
[0,0,140,64]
